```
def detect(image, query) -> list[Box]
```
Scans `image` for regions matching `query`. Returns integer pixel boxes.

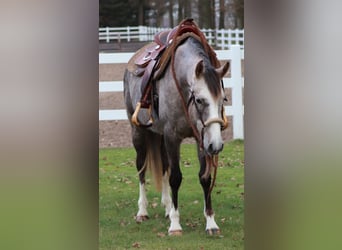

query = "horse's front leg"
[198,147,221,235]
[164,135,183,235]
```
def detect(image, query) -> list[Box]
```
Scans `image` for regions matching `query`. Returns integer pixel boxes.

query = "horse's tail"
[143,132,163,192]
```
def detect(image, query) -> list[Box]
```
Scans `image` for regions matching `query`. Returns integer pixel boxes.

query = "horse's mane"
[187,37,222,98]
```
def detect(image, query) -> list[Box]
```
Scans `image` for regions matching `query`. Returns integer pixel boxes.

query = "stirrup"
[131,102,153,127]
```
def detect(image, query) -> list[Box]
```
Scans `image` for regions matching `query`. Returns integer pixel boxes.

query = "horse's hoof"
[135,215,149,223]
[168,230,183,236]
[206,228,221,235]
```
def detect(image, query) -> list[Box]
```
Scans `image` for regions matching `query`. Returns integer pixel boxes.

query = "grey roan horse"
[123,28,229,235]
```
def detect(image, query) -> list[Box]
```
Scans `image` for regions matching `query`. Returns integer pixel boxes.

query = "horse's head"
[190,59,230,155]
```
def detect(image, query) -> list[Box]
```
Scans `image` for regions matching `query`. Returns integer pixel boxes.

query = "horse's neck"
[173,44,201,83]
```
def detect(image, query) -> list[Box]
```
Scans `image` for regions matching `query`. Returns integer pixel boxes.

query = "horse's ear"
[216,61,230,78]
[195,60,204,78]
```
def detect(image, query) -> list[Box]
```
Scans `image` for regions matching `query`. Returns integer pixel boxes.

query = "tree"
[219,0,225,29]
[138,0,144,26]
[169,0,174,27]
[183,0,191,19]
[198,0,214,28]
[234,0,244,29]
[99,0,138,27]
[178,0,183,23]
[152,0,169,26]
[227,0,244,29]
[99,0,244,29]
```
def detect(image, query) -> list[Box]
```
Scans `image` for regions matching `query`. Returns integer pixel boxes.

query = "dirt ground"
[99,58,234,148]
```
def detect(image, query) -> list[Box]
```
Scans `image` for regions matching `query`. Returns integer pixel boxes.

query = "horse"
[123,20,229,235]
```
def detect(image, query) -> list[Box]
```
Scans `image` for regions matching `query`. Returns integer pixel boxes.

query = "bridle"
[186,83,229,151]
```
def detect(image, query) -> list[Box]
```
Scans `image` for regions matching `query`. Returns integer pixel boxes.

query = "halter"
[187,88,228,135]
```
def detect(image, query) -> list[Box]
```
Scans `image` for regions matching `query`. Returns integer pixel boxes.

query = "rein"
[170,34,204,148]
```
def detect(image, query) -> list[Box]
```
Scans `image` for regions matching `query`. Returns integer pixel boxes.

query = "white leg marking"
[161,173,172,218]
[204,213,219,231]
[168,207,182,234]
[203,206,220,234]
[137,183,148,217]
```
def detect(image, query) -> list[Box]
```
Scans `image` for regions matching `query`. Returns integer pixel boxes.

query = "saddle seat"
[133,27,176,70]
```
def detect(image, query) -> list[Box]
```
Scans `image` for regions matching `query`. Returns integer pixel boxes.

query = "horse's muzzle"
[206,142,224,155]
[202,119,224,155]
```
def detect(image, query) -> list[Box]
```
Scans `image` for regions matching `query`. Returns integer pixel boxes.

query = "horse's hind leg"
[160,137,172,218]
[132,129,149,223]
[197,145,220,235]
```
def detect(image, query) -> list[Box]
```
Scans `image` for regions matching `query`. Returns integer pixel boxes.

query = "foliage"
[99,140,244,249]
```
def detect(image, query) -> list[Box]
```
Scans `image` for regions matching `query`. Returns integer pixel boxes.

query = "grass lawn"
[99,140,244,250]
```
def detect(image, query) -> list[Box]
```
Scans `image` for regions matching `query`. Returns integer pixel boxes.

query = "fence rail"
[99,45,244,139]
[99,26,244,49]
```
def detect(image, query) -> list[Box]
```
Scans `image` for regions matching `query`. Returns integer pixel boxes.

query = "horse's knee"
[199,173,211,188]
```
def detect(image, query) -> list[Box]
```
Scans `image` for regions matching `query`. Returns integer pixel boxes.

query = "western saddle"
[129,18,219,127]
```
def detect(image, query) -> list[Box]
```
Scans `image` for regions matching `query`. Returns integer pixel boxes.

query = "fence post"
[118,33,121,50]
[106,27,109,43]
[231,45,244,139]
[127,26,130,42]
[139,26,147,41]
[238,29,244,48]
[218,29,224,49]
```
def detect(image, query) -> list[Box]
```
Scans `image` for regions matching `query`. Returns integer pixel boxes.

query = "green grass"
[99,140,244,250]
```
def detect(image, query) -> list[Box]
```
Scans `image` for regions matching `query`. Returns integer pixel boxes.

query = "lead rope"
[208,154,219,199]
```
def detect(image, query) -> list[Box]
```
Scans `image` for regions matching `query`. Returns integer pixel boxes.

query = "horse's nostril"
[207,143,224,155]
[208,143,213,154]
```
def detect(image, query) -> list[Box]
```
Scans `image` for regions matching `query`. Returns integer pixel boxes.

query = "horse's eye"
[195,98,204,105]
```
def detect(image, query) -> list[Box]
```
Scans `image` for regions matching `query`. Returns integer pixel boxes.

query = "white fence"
[99,45,244,139]
[99,26,244,49]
